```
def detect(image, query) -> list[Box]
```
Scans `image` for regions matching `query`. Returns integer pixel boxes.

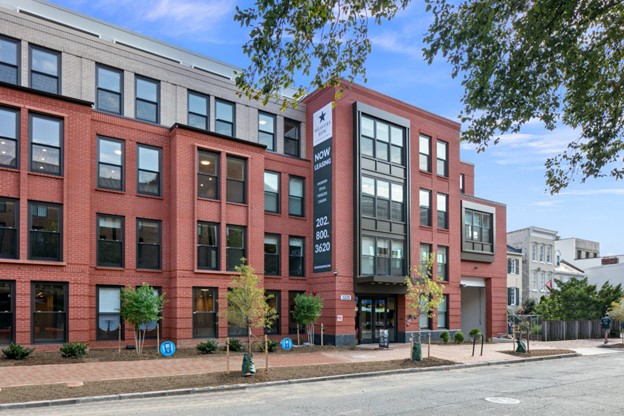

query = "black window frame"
[463,208,494,255]
[264,234,280,276]
[437,245,448,281]
[137,144,162,197]
[96,214,124,268]
[96,285,124,341]
[28,201,62,261]
[198,149,219,200]
[96,64,123,115]
[420,243,432,274]
[437,140,448,177]
[0,35,20,85]
[97,136,124,191]
[258,111,276,151]
[264,171,280,213]
[288,290,305,334]
[0,105,19,169]
[188,91,210,130]
[288,236,305,277]
[192,287,218,338]
[0,280,15,344]
[29,45,60,94]
[135,75,160,124]
[419,134,431,172]
[29,112,63,176]
[420,189,431,227]
[360,236,405,277]
[437,192,448,230]
[288,175,304,217]
[460,173,465,194]
[136,218,162,270]
[31,281,67,344]
[215,99,235,137]
[284,118,300,157]
[197,221,219,270]
[226,156,246,204]
[0,197,18,260]
[437,295,449,329]
[226,225,246,271]
[360,114,405,165]
[265,290,281,335]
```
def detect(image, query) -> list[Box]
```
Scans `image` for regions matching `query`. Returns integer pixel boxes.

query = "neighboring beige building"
[555,237,624,288]
[507,227,558,303]
[507,245,522,311]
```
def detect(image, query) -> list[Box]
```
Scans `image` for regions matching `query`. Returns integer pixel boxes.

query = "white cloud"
[531,200,562,207]
[144,0,232,34]
[559,189,624,196]
[370,32,420,56]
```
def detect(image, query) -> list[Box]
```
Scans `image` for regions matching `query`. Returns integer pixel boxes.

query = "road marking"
[485,397,520,404]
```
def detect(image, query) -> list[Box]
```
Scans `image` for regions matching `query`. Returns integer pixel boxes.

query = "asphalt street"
[4,352,624,416]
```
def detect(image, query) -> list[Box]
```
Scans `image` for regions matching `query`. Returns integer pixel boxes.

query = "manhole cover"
[485,397,520,404]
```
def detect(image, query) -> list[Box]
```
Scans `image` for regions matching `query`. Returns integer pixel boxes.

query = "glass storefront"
[355,296,396,343]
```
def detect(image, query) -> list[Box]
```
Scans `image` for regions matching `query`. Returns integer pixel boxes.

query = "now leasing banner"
[312,102,333,273]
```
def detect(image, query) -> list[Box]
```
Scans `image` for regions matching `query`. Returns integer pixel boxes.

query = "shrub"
[227,338,244,352]
[259,339,279,352]
[454,331,464,344]
[439,330,450,344]
[196,340,218,354]
[2,343,35,360]
[469,328,482,338]
[60,342,88,358]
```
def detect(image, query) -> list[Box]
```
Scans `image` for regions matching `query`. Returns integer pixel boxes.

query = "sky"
[48,0,624,256]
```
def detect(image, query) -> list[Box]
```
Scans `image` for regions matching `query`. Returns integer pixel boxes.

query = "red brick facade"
[0,79,507,349]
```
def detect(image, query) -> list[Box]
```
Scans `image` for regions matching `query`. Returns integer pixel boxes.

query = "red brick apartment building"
[0,0,507,348]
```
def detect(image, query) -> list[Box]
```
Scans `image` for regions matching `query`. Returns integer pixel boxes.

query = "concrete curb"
[0,353,580,410]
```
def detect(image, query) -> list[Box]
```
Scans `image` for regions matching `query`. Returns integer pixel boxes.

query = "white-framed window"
[539,244,545,262]
[507,258,519,274]
[532,272,538,291]
[531,243,537,261]
[546,246,552,264]
[507,288,520,306]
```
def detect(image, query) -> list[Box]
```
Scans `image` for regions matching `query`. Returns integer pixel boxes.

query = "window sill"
[28,171,63,179]
[16,259,66,266]
[419,170,433,176]
[436,174,449,181]
[288,276,306,279]
[265,211,281,216]
[0,166,19,173]
[136,268,163,273]
[193,269,241,275]
[95,266,125,271]
[137,193,163,200]
[226,201,248,207]
[96,187,125,195]
[419,224,433,229]
[288,215,306,220]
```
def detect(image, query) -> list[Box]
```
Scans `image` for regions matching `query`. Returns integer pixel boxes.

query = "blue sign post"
[159,340,176,357]
[280,337,293,351]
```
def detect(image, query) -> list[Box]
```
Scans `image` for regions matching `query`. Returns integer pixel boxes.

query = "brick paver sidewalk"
[0,338,617,389]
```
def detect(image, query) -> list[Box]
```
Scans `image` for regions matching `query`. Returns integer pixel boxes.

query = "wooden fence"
[542,320,622,341]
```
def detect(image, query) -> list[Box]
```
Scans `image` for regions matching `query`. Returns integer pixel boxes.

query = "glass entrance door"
[356,296,396,343]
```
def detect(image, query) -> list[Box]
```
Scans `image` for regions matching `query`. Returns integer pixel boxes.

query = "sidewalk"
[1,338,620,390]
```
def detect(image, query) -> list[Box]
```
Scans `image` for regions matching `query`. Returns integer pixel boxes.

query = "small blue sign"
[160,340,176,357]
[280,337,293,351]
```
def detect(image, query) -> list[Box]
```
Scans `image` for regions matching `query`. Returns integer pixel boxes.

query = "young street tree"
[119,284,165,355]
[293,292,324,344]
[235,1,624,193]
[405,252,445,341]
[226,262,278,356]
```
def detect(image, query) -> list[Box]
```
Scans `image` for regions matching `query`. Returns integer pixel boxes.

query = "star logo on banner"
[319,112,326,122]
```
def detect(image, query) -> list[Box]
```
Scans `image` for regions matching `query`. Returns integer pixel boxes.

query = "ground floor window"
[265,290,280,335]
[0,281,15,343]
[32,282,67,343]
[288,291,304,334]
[140,286,162,339]
[193,287,217,338]
[97,286,123,341]
[437,295,448,329]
